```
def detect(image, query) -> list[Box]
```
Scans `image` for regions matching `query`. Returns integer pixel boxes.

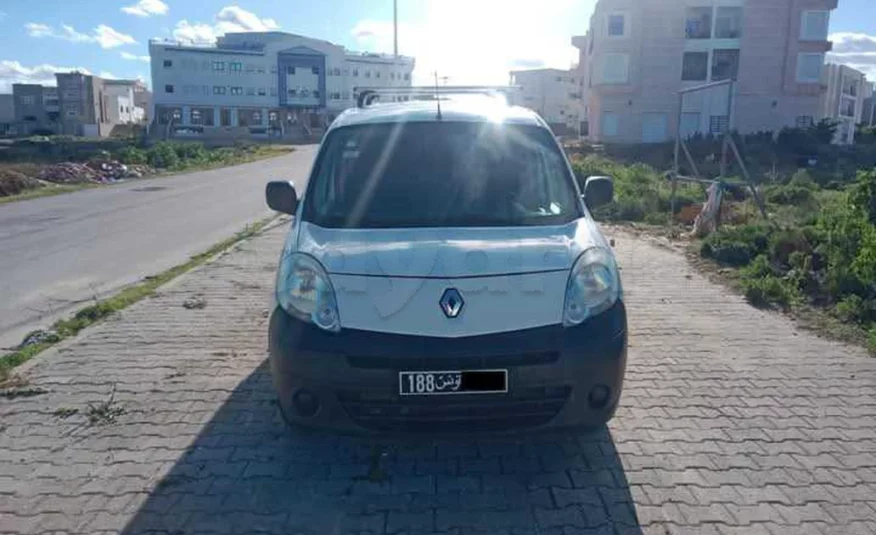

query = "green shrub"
[788,169,817,189]
[742,275,800,309]
[769,228,812,266]
[764,184,814,206]
[146,142,180,169]
[741,255,774,279]
[868,328,876,356]
[835,295,866,323]
[700,224,771,266]
[172,142,208,163]
[115,146,147,165]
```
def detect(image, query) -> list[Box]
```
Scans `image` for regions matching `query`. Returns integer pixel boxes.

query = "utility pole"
[393,0,398,58]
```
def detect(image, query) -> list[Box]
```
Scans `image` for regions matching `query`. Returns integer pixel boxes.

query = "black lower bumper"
[268,301,628,434]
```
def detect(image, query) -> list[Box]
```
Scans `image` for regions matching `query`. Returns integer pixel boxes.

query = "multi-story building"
[103,79,148,125]
[0,94,14,136]
[573,0,838,144]
[820,63,869,144]
[149,31,415,139]
[508,68,585,135]
[56,72,107,136]
[12,84,53,134]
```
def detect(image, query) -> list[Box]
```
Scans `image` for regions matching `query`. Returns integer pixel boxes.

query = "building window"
[230,86,243,96]
[801,11,829,41]
[601,53,629,84]
[231,62,243,72]
[685,7,712,39]
[213,61,226,71]
[365,70,371,79]
[312,66,320,75]
[271,65,277,74]
[165,84,174,93]
[288,89,298,98]
[213,86,226,95]
[404,73,410,81]
[313,90,320,99]
[715,7,743,39]
[191,109,202,125]
[376,71,381,78]
[352,69,359,77]
[607,13,626,37]
[66,109,78,117]
[711,49,740,81]
[796,53,824,83]
[334,67,341,76]
[258,87,266,96]
[682,52,708,81]
[287,66,296,75]
[642,113,669,143]
[796,115,814,128]
[843,77,859,97]
[709,115,730,134]
[253,111,261,123]
[390,72,396,80]
[246,87,255,96]
[20,95,35,105]
[602,112,619,137]
[163,59,173,68]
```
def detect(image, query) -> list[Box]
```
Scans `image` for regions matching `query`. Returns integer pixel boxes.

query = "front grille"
[338,386,571,432]
[346,351,559,370]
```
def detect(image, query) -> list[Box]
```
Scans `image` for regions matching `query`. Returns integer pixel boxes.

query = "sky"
[0,0,874,92]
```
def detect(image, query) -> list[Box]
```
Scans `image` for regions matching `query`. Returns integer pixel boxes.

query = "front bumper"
[268,301,628,434]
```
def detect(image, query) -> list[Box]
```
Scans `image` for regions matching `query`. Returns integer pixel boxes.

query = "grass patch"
[0,216,277,382]
[0,183,99,205]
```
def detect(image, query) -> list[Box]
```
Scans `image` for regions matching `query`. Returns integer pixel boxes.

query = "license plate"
[399,370,508,396]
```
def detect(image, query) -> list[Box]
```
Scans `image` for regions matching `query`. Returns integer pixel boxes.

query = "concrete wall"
[509,68,583,129]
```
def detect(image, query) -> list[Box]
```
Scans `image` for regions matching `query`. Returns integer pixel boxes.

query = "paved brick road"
[1,222,875,535]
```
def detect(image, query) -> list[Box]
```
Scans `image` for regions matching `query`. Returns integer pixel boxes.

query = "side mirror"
[265,181,298,215]
[583,176,614,209]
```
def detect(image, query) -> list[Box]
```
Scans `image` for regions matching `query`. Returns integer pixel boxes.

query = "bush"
[146,142,180,169]
[115,146,147,165]
[742,275,800,309]
[172,142,208,163]
[769,228,812,266]
[868,328,876,356]
[788,169,817,189]
[764,184,814,206]
[700,224,771,266]
[835,295,867,323]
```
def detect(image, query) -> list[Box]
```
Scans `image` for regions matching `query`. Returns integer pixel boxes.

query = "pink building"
[573,0,838,144]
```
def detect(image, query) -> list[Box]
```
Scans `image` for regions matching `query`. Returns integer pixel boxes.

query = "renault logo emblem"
[439,288,464,319]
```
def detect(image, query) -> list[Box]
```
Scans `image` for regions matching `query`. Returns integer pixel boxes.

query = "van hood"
[296,219,602,278]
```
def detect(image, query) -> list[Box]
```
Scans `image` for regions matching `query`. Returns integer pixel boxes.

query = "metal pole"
[393,0,398,58]
[672,91,683,218]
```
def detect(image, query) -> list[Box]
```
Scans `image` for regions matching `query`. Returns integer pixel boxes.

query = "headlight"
[563,247,620,327]
[276,253,341,332]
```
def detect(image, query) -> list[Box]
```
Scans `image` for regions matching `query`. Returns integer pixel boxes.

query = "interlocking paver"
[1,224,875,534]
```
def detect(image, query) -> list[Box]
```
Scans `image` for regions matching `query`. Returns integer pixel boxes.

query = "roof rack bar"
[355,86,520,108]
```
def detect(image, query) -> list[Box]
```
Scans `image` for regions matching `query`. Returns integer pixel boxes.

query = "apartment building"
[149,31,415,139]
[508,68,585,135]
[9,75,148,137]
[820,63,869,144]
[573,0,838,144]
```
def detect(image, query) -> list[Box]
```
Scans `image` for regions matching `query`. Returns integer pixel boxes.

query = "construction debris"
[0,169,46,196]
[36,161,154,184]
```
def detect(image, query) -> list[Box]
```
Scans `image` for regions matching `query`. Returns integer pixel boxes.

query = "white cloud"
[25,22,137,49]
[172,6,280,44]
[350,0,585,85]
[99,71,118,80]
[828,32,876,80]
[0,60,91,92]
[122,0,169,17]
[121,51,151,62]
[93,24,137,48]
[25,23,53,38]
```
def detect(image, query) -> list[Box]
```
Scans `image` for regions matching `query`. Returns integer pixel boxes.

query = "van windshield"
[303,121,581,228]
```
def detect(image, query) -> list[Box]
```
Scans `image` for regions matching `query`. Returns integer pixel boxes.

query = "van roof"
[329,97,548,131]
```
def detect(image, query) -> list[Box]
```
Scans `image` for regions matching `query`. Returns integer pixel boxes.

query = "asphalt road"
[0,145,317,353]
